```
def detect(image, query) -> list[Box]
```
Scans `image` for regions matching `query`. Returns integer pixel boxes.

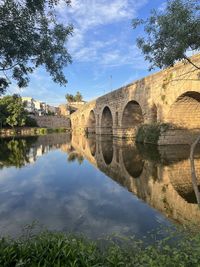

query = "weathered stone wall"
[32,115,71,129]
[71,54,200,144]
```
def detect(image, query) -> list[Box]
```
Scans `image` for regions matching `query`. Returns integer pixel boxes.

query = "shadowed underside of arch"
[122,101,144,128]
[101,106,113,135]
[81,114,85,127]
[88,110,96,133]
[168,91,200,129]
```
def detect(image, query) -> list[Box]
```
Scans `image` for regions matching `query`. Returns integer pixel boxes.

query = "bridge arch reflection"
[122,146,144,178]
[88,137,96,157]
[69,134,200,227]
[101,138,113,165]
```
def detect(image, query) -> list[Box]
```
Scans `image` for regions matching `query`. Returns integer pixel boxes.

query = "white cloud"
[56,0,148,67]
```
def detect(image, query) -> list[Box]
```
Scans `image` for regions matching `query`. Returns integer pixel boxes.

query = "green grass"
[1,230,200,267]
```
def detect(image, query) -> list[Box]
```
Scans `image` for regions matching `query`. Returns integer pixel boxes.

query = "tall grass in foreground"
[0,229,200,267]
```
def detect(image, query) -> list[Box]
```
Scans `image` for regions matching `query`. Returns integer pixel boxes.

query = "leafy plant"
[133,0,200,70]
[136,123,170,144]
[0,229,200,266]
[0,94,27,127]
[0,0,73,94]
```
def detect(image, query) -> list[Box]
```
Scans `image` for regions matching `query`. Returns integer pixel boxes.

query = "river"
[0,133,199,239]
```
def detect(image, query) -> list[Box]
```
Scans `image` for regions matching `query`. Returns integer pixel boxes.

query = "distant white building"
[22,97,58,116]
[47,105,57,114]
[33,99,41,110]
[22,97,35,113]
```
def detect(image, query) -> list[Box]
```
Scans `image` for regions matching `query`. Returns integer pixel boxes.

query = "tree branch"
[0,62,22,71]
[183,54,200,70]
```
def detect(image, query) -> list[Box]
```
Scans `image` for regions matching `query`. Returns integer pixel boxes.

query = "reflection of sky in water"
[0,140,171,239]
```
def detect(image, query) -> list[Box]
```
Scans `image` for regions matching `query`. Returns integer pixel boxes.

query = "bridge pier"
[113,127,138,138]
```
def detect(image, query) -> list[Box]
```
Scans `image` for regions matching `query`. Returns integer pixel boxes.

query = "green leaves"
[1,229,200,267]
[133,0,200,70]
[65,92,83,103]
[0,0,73,94]
[0,95,27,128]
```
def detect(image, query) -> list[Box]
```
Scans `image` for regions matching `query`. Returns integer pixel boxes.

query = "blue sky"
[11,0,166,106]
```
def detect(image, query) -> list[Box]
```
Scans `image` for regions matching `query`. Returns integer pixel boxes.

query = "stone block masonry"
[71,53,200,144]
[32,115,71,129]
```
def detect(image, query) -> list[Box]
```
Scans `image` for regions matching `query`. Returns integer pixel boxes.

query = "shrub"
[136,123,170,144]
[25,116,38,127]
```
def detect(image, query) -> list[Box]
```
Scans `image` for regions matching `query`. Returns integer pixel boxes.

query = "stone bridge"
[70,134,200,227]
[71,54,200,144]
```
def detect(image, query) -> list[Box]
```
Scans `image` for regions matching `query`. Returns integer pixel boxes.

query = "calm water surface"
[0,133,199,239]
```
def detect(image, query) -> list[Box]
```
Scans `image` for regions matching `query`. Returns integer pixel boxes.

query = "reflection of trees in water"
[68,152,84,165]
[0,134,72,169]
[122,146,144,178]
[0,137,38,168]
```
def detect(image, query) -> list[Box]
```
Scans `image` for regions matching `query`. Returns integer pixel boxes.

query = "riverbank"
[0,230,200,266]
[0,127,71,137]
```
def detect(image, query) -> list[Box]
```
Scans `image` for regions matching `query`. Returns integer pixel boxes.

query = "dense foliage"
[0,94,27,127]
[133,0,200,70]
[0,0,73,94]
[0,230,200,266]
[65,91,83,102]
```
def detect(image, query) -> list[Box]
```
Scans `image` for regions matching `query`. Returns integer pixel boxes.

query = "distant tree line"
[65,91,83,103]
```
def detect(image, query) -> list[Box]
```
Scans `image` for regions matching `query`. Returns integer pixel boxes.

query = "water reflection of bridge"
[70,135,200,227]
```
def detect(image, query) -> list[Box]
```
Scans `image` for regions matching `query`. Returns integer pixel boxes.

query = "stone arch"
[168,91,200,129]
[81,114,85,127]
[121,100,144,128]
[88,110,96,133]
[101,106,113,135]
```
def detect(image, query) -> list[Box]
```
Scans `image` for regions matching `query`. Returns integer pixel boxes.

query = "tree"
[65,91,83,102]
[65,93,74,102]
[74,91,83,102]
[0,94,27,127]
[132,0,200,70]
[0,0,73,95]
